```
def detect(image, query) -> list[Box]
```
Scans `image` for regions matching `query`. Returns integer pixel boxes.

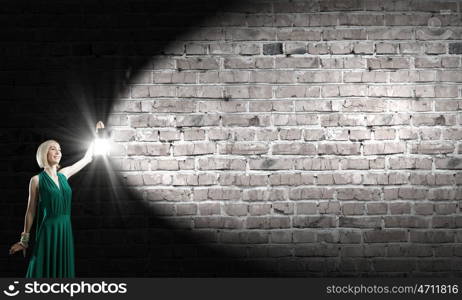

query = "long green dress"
[25,170,75,278]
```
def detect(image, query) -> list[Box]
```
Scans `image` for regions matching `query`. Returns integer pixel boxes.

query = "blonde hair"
[36,140,61,169]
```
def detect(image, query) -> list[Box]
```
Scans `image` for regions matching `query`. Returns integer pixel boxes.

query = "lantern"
[94,127,111,156]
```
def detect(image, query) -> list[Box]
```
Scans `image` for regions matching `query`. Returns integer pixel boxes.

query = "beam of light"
[74,136,130,229]
[94,137,111,156]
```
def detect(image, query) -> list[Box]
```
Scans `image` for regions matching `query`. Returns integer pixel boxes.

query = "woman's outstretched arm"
[59,141,94,179]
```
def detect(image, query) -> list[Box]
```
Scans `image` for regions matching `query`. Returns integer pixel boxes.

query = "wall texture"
[1,0,461,277]
[108,0,462,276]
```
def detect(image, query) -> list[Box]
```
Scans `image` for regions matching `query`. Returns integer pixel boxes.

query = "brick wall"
[1,0,461,277]
[107,0,462,276]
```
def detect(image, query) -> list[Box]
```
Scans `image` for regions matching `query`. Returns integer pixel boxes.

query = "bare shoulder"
[30,175,39,188]
[58,170,68,180]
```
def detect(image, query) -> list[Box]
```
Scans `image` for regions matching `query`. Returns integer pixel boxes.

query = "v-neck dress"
[25,170,75,278]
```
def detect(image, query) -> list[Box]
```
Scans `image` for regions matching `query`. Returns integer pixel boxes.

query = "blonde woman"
[9,121,104,278]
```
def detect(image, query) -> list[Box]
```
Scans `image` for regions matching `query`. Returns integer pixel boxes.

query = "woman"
[9,121,104,278]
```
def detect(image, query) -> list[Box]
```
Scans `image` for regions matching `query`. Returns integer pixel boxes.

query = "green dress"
[25,170,75,278]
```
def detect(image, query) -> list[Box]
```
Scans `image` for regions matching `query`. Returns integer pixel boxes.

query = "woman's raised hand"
[96,121,105,132]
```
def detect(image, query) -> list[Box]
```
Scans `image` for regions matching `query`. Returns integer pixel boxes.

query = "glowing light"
[94,127,111,156]
[94,137,111,156]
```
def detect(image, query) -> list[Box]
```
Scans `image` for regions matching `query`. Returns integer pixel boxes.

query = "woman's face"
[47,142,62,166]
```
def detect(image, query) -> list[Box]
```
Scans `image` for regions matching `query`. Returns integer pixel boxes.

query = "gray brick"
[219,174,267,186]
[146,189,191,202]
[308,43,330,54]
[387,245,433,257]
[224,203,248,216]
[270,230,292,243]
[176,204,197,216]
[296,202,317,215]
[414,203,434,215]
[449,43,462,54]
[389,202,411,214]
[368,29,413,40]
[219,142,268,155]
[272,202,294,215]
[323,29,366,40]
[250,158,293,170]
[176,57,219,70]
[246,216,290,229]
[249,204,272,216]
[278,28,321,41]
[244,188,287,201]
[435,203,457,215]
[337,188,381,201]
[273,143,316,155]
[222,114,271,126]
[410,231,454,243]
[199,202,221,215]
[198,158,246,170]
[318,201,341,215]
[367,57,410,69]
[342,203,365,215]
[339,217,382,229]
[320,0,363,11]
[340,245,363,257]
[284,42,307,54]
[432,216,456,228]
[339,230,362,244]
[294,244,339,257]
[263,43,283,55]
[290,187,335,200]
[293,216,336,228]
[225,28,277,41]
[384,216,429,228]
[173,142,215,156]
[364,229,408,243]
[293,230,316,243]
[194,217,243,229]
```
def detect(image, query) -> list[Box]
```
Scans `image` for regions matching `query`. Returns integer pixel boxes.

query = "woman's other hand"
[9,242,26,257]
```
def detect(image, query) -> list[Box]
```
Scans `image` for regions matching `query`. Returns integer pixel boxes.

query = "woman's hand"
[96,121,105,132]
[9,242,26,257]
